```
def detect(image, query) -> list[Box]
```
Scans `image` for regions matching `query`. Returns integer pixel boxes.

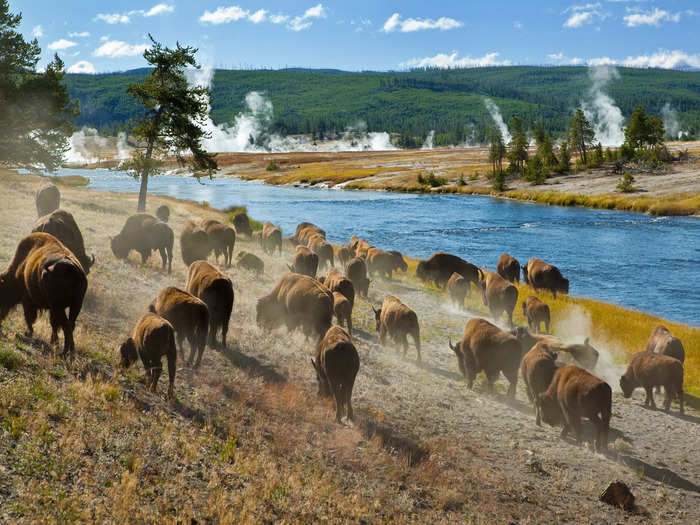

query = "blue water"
[58,168,700,326]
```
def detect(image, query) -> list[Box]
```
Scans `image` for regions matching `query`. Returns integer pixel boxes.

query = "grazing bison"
[308,234,334,269]
[520,342,558,425]
[538,365,612,452]
[261,222,283,255]
[111,213,173,273]
[186,261,234,348]
[232,213,253,238]
[236,251,264,275]
[311,325,360,423]
[523,258,569,297]
[201,219,236,267]
[35,183,60,217]
[512,327,599,371]
[336,245,353,268]
[416,251,483,290]
[332,291,353,335]
[522,296,550,334]
[372,296,421,362]
[180,220,212,267]
[32,209,95,274]
[497,253,520,283]
[366,248,407,279]
[448,317,521,397]
[346,256,370,297]
[149,287,209,368]
[119,313,176,400]
[447,272,468,309]
[645,325,685,364]
[155,204,170,222]
[620,351,684,415]
[479,272,518,327]
[256,273,333,341]
[289,245,318,278]
[0,232,87,358]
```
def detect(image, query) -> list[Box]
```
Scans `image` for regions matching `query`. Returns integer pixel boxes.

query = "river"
[57,168,700,326]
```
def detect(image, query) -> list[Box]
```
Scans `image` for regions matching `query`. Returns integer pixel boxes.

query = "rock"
[599,481,636,512]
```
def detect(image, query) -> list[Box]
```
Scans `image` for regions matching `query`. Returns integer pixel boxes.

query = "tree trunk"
[137,170,149,212]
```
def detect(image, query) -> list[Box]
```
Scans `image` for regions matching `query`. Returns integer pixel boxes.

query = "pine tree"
[568,109,595,166]
[488,128,506,175]
[507,116,528,173]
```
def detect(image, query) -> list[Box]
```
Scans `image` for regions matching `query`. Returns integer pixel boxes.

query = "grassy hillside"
[65,66,700,144]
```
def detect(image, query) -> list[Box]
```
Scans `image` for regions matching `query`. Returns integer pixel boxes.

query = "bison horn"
[89,254,95,267]
[447,338,457,351]
[371,305,378,314]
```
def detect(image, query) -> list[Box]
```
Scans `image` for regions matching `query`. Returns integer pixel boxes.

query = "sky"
[14,1,700,74]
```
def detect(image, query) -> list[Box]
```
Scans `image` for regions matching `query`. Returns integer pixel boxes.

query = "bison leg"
[166,246,173,274]
[176,334,186,360]
[139,250,149,265]
[332,382,344,423]
[221,319,228,349]
[21,300,38,337]
[663,384,674,412]
[346,315,352,336]
[344,384,354,422]
[151,363,162,393]
[644,387,656,409]
[485,371,499,394]
[678,385,684,416]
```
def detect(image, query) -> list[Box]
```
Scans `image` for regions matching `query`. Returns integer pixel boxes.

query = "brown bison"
[512,327,599,371]
[372,296,421,362]
[447,272,468,309]
[186,261,234,348]
[289,245,318,278]
[332,291,353,336]
[311,325,360,423]
[256,273,333,341]
[236,251,264,275]
[366,248,407,279]
[322,268,355,334]
[497,253,520,283]
[353,239,374,258]
[346,256,370,297]
[522,296,550,334]
[295,222,326,246]
[523,258,569,297]
[620,351,684,415]
[232,212,253,238]
[336,245,353,268]
[119,313,176,400]
[149,287,209,368]
[448,318,521,397]
[479,272,518,327]
[32,209,95,274]
[645,325,685,364]
[201,219,236,267]
[261,222,283,255]
[538,365,612,452]
[520,342,558,425]
[180,220,212,267]
[0,232,87,358]
[155,204,170,222]
[111,213,173,273]
[35,183,60,217]
[416,251,483,290]
[308,234,334,269]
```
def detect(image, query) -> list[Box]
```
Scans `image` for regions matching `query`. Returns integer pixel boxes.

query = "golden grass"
[48,175,90,187]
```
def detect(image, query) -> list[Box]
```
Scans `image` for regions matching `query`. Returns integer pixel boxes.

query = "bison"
[372,296,421,362]
[353,238,374,258]
[448,317,521,397]
[512,327,599,371]
[261,222,283,255]
[645,325,685,364]
[236,251,264,275]
[497,253,520,283]
[32,209,95,274]
[201,219,236,267]
[322,268,355,334]
[346,256,370,297]
[119,312,176,400]
[620,351,684,415]
[520,342,558,425]
[186,261,234,348]
[295,222,326,246]
[149,287,209,368]
[0,232,87,359]
[366,248,407,279]
[447,272,468,309]
[289,245,318,278]
[311,325,360,423]
[522,296,550,334]
[416,251,483,290]
[257,273,333,341]
[155,204,170,222]
[479,272,518,328]
[180,220,212,267]
[232,212,253,238]
[332,291,353,336]
[35,183,60,217]
[523,258,569,298]
[308,234,334,269]
[336,245,353,268]
[538,365,612,452]
[111,213,173,273]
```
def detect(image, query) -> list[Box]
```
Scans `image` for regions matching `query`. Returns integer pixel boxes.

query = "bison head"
[511,326,538,355]
[256,295,281,329]
[558,277,570,295]
[416,260,427,280]
[619,374,634,398]
[311,358,331,397]
[537,392,563,426]
[119,338,138,369]
[522,265,529,284]
[110,234,129,259]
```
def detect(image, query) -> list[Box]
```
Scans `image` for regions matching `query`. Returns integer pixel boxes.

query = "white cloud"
[563,3,608,27]
[269,14,288,24]
[401,51,511,69]
[548,52,564,60]
[564,11,595,27]
[69,31,90,38]
[94,40,149,58]
[96,13,131,24]
[249,9,267,23]
[32,25,43,38]
[47,39,78,50]
[144,3,175,17]
[382,12,463,33]
[513,20,523,29]
[67,60,96,74]
[585,50,700,69]
[288,3,326,31]
[200,6,248,24]
[200,4,324,30]
[624,8,680,27]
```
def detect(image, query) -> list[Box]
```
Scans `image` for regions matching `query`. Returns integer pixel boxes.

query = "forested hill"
[64,66,700,146]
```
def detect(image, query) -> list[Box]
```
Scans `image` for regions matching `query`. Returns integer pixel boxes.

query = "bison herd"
[0,184,689,445]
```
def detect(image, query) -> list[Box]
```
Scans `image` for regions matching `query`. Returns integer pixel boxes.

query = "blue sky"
[15,1,700,73]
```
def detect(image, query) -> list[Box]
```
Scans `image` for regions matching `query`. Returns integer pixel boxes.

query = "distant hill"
[64,66,700,147]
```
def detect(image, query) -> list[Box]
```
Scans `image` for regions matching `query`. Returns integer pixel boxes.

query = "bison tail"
[148,303,156,313]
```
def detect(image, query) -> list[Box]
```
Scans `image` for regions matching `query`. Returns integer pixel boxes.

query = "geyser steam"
[582,66,625,147]
[484,98,512,144]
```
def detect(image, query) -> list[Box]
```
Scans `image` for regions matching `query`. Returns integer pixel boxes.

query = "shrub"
[457,173,466,186]
[0,347,24,370]
[616,172,636,193]
[416,173,426,185]
[426,172,446,187]
[468,171,479,181]
[492,170,506,191]
[266,160,279,171]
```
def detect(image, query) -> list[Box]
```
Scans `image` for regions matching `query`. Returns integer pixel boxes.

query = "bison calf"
[521,342,558,425]
[332,291,353,335]
[311,325,360,423]
[373,296,421,362]
[186,261,234,348]
[620,351,684,415]
[236,251,264,275]
[119,313,177,400]
[522,296,550,334]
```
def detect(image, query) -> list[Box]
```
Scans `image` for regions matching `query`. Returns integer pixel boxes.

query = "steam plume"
[582,66,625,147]
[484,98,511,144]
